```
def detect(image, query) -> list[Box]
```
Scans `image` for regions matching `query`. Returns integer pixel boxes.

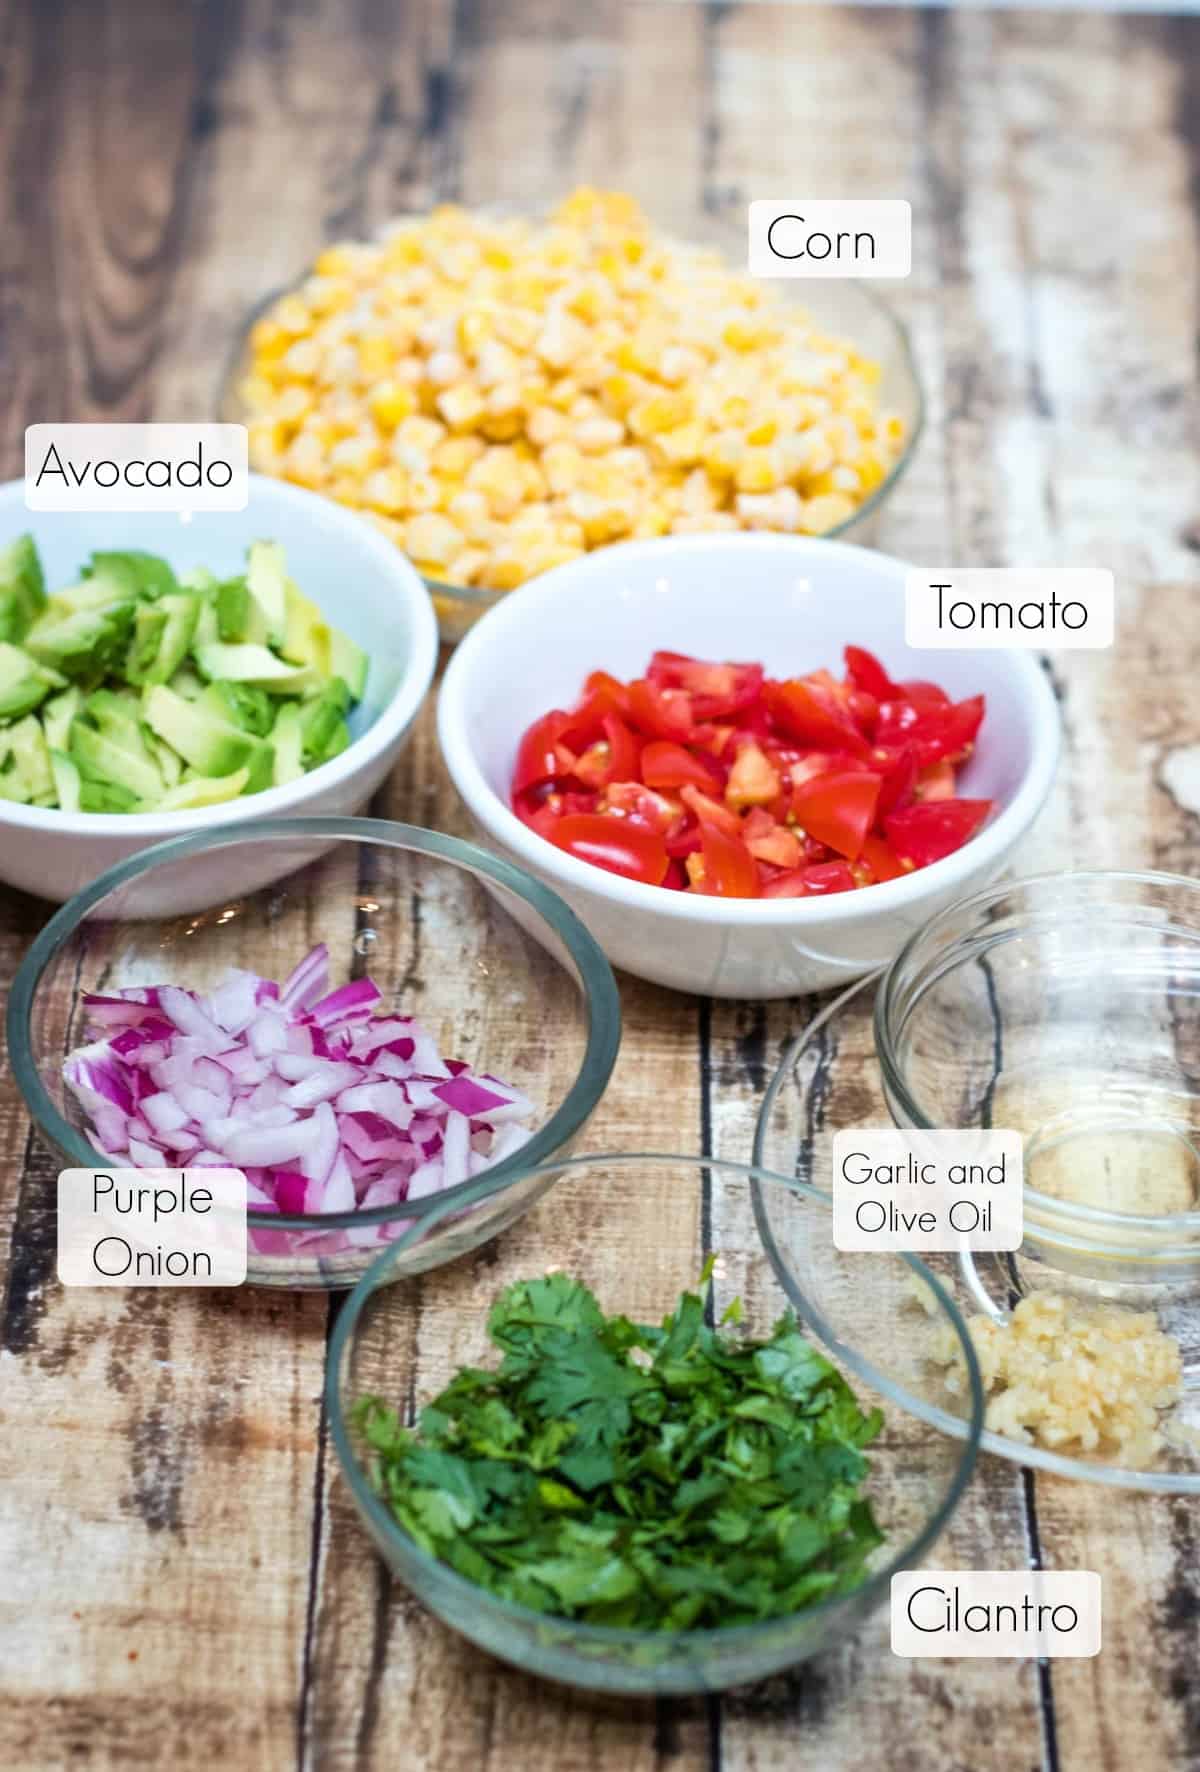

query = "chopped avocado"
[49,748,81,812]
[193,590,221,651]
[79,776,138,812]
[125,592,198,686]
[270,702,305,785]
[281,582,332,672]
[0,642,59,719]
[143,684,263,776]
[0,715,55,804]
[329,628,367,700]
[198,680,274,737]
[146,732,183,788]
[216,576,270,645]
[70,722,164,804]
[245,540,289,645]
[300,681,353,767]
[150,766,251,812]
[84,550,177,601]
[41,686,82,751]
[25,600,136,683]
[193,641,319,693]
[2,536,364,813]
[166,664,206,701]
[0,534,47,643]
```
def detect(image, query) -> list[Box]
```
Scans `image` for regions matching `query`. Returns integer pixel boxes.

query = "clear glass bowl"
[756,872,1200,1490]
[327,1154,982,1694]
[219,212,924,645]
[8,818,621,1289]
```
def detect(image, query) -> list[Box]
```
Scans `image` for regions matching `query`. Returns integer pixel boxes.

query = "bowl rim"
[0,473,440,837]
[437,531,1062,924]
[7,816,622,1231]
[219,243,926,617]
[875,865,1200,1240]
[325,1150,984,1663]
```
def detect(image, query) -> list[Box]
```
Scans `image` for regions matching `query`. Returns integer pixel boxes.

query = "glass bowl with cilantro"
[327,1154,983,1693]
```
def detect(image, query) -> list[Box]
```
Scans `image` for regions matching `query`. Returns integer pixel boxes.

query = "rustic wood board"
[1,1,1199,1768]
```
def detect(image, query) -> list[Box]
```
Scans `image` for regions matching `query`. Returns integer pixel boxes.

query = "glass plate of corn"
[219,191,925,644]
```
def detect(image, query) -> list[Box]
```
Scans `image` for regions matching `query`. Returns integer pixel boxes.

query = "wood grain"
[1,1,1199,1769]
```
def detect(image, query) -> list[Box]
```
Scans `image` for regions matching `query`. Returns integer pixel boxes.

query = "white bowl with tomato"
[437,534,1060,998]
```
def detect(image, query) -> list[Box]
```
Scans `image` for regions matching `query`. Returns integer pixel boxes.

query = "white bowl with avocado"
[0,475,439,903]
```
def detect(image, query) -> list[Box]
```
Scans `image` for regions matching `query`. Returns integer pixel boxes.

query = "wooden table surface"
[3,1,1200,1767]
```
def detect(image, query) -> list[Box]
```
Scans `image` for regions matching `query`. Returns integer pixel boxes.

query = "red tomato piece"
[884,799,993,868]
[790,771,883,860]
[859,835,906,883]
[800,860,857,896]
[726,739,782,808]
[900,680,951,709]
[915,759,956,802]
[875,694,985,767]
[513,710,572,793]
[844,645,901,700]
[626,678,695,742]
[603,781,682,833]
[698,821,759,897]
[745,823,801,868]
[550,813,670,886]
[648,652,765,720]
[583,669,633,719]
[680,782,743,839]
[764,679,871,756]
[873,743,919,816]
[641,740,722,793]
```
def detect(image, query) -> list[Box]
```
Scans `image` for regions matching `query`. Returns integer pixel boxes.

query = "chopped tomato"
[641,740,722,793]
[625,678,695,742]
[915,759,956,802]
[859,835,906,883]
[745,822,801,868]
[510,649,989,900]
[875,693,985,767]
[698,821,759,897]
[761,860,856,898]
[513,710,571,793]
[550,813,670,886]
[603,780,682,833]
[884,799,993,868]
[844,644,900,700]
[648,652,764,720]
[799,860,857,896]
[680,782,742,839]
[725,739,781,808]
[764,678,871,756]
[873,743,919,816]
[791,771,882,860]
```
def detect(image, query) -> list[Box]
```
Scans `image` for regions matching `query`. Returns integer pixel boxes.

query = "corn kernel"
[436,383,486,430]
[735,447,785,493]
[404,513,463,567]
[800,492,856,533]
[628,392,692,438]
[368,380,418,430]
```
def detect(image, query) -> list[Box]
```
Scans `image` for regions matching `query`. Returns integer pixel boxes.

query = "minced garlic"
[926,1289,1183,1470]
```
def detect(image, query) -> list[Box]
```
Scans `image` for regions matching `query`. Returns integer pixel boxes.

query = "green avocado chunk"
[142,766,251,812]
[0,534,47,644]
[125,592,199,686]
[269,702,305,786]
[245,540,289,645]
[193,641,321,693]
[0,715,55,804]
[0,641,60,719]
[143,684,271,780]
[84,550,178,602]
[49,748,81,812]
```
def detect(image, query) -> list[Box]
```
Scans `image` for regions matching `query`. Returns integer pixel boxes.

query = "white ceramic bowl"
[0,475,439,903]
[438,535,1061,998]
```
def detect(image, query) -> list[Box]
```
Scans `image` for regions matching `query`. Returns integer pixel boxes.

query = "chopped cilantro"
[353,1270,885,1632]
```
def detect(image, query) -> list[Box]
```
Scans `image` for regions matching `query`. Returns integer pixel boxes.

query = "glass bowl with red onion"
[9,818,621,1288]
